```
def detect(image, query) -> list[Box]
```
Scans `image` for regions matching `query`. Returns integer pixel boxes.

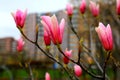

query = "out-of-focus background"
[0,0,120,80]
[0,0,68,39]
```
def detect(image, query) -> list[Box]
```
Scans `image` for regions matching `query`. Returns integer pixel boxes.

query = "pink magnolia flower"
[66,3,73,16]
[95,22,113,51]
[17,37,24,52]
[44,27,51,46]
[116,0,120,15]
[12,9,27,28]
[89,1,99,17]
[79,0,86,14]
[63,49,72,64]
[41,15,65,45]
[45,72,51,80]
[74,64,82,77]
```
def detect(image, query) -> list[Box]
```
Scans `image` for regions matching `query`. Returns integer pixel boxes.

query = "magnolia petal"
[106,24,113,50]
[74,65,82,77]
[64,49,72,57]
[41,16,56,44]
[95,24,109,50]
[41,16,52,29]
[59,18,65,43]
[12,9,27,28]
[117,0,120,14]
[96,22,113,51]
[17,37,24,52]
[51,15,59,43]
[45,72,51,80]
[80,0,86,14]
[44,27,51,46]
[89,1,99,17]
[66,3,73,15]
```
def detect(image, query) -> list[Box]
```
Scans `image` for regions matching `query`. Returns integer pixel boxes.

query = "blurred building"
[0,37,17,65]
[0,37,17,53]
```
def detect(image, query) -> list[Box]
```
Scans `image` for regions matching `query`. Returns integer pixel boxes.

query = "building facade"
[0,37,17,65]
[0,37,17,53]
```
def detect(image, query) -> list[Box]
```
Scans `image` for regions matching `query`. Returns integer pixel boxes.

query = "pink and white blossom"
[17,37,24,52]
[79,0,86,14]
[116,0,120,15]
[63,49,72,64]
[66,3,73,16]
[45,72,51,80]
[41,15,65,45]
[95,22,113,51]
[12,9,27,28]
[74,64,82,77]
[89,1,99,17]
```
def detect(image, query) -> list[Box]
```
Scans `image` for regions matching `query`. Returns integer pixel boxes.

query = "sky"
[0,0,68,40]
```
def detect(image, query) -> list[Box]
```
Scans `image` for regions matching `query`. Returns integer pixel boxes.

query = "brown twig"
[77,43,81,64]
[67,15,104,79]
[81,14,105,75]
[68,16,80,40]
[35,43,74,80]
[28,63,34,80]
[19,29,74,80]
[57,44,103,79]
[18,27,35,44]
[103,51,111,80]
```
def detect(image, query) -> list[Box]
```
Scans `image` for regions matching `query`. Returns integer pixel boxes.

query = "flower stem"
[103,51,111,80]
[28,63,34,80]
